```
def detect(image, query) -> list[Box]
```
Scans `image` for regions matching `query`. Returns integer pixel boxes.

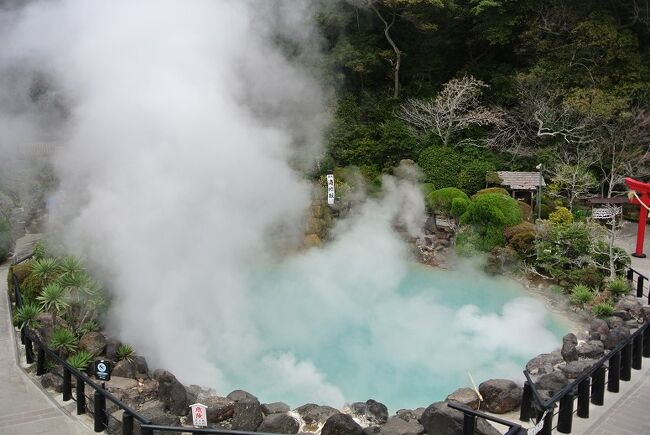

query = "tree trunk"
[371,6,400,99]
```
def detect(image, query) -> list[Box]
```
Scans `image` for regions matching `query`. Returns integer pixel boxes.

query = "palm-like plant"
[67,350,93,371]
[14,302,42,329]
[36,283,69,326]
[116,344,136,362]
[31,257,61,288]
[50,327,78,357]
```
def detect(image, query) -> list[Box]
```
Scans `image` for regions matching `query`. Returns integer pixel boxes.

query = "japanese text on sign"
[326,174,335,205]
[190,403,207,427]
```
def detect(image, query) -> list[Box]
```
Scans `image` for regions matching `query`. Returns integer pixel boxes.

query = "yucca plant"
[32,240,49,260]
[592,303,615,319]
[569,284,594,308]
[14,302,42,329]
[36,283,69,326]
[607,277,630,297]
[116,344,135,362]
[30,257,61,289]
[50,327,78,357]
[67,350,93,372]
[77,320,100,336]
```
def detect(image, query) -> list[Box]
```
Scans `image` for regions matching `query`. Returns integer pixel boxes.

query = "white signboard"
[190,403,208,427]
[326,174,335,205]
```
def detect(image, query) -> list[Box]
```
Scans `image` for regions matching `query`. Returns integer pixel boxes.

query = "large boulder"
[526,352,563,377]
[561,333,578,363]
[295,403,339,428]
[104,338,121,360]
[396,408,425,423]
[78,332,107,357]
[257,413,300,434]
[589,319,609,341]
[112,359,137,379]
[231,398,263,431]
[420,402,500,435]
[34,313,66,345]
[604,326,631,350]
[40,372,63,393]
[446,388,480,410]
[478,379,522,414]
[262,402,290,415]
[606,316,625,329]
[350,400,389,425]
[227,389,257,402]
[561,360,596,379]
[615,295,643,320]
[204,396,235,423]
[134,400,180,435]
[576,340,605,359]
[153,370,188,416]
[376,416,424,435]
[536,371,569,395]
[321,413,363,435]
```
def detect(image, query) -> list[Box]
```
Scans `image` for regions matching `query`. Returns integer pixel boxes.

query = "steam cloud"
[0,0,564,410]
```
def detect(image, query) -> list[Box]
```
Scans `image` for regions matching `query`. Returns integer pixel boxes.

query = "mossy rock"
[504,222,536,241]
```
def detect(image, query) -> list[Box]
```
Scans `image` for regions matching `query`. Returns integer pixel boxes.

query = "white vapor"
[0,0,565,411]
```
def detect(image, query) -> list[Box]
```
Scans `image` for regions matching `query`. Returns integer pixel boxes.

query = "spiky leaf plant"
[569,284,594,308]
[36,283,69,326]
[67,350,93,372]
[607,277,630,297]
[50,327,78,357]
[116,344,135,362]
[14,302,42,329]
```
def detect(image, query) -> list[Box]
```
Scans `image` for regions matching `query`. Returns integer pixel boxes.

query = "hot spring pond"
[206,264,569,412]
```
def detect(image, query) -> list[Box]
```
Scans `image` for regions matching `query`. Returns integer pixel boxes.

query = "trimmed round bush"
[450,197,471,218]
[427,187,469,215]
[461,193,523,227]
[418,146,462,188]
[472,187,510,198]
[549,206,574,225]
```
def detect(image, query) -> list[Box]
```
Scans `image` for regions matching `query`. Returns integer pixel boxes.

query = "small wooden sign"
[326,174,335,205]
[190,403,208,428]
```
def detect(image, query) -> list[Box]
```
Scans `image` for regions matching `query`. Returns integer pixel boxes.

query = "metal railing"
[515,268,650,434]
[447,403,527,435]
[9,255,278,435]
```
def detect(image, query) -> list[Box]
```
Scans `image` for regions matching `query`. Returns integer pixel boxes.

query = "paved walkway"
[0,238,91,434]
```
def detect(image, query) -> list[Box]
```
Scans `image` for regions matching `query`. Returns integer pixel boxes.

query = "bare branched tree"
[590,205,625,280]
[397,76,504,147]
[548,163,597,211]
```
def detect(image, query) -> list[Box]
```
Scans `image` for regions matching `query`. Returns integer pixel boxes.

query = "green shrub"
[421,183,435,197]
[472,187,510,198]
[14,302,42,329]
[462,193,523,227]
[32,240,50,261]
[567,265,605,289]
[592,303,615,318]
[485,171,503,185]
[518,201,533,222]
[67,351,93,371]
[607,277,630,296]
[458,160,496,194]
[418,146,462,188]
[37,283,69,325]
[116,344,135,362]
[570,284,594,308]
[504,222,537,241]
[549,206,574,225]
[77,320,100,336]
[0,217,12,260]
[427,188,469,215]
[592,244,631,277]
[450,197,470,219]
[50,327,78,356]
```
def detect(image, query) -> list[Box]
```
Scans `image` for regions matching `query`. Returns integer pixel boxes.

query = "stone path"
[0,236,91,434]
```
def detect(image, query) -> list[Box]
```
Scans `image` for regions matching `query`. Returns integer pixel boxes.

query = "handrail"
[139,424,281,434]
[447,402,526,435]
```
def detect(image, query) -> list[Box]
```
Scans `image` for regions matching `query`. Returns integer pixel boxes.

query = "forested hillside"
[316,0,650,199]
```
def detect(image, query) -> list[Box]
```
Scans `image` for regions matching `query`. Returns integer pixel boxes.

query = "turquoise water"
[208,263,568,412]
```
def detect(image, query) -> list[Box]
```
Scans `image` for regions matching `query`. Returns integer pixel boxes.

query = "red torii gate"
[625,177,650,258]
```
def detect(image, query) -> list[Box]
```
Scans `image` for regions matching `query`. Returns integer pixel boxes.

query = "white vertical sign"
[326,174,335,205]
[190,403,208,427]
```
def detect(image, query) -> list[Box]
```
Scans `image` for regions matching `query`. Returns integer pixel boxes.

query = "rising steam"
[0,0,564,410]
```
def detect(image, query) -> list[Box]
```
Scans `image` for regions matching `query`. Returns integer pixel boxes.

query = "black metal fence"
[10,252,650,435]
[516,268,650,435]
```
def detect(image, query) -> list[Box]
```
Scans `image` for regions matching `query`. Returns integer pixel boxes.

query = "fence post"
[62,367,72,401]
[77,377,86,414]
[25,336,34,364]
[557,393,574,433]
[462,414,476,435]
[591,366,606,405]
[608,351,621,393]
[644,325,650,358]
[141,427,154,435]
[94,389,107,432]
[122,412,134,435]
[633,334,643,370]
[637,275,644,297]
[537,408,554,435]
[621,343,633,381]
[577,378,590,418]
[627,268,634,282]
[20,327,25,345]
[36,347,45,375]
[520,381,533,422]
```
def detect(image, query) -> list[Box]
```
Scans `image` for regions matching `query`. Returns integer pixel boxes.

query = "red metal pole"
[634,195,648,258]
